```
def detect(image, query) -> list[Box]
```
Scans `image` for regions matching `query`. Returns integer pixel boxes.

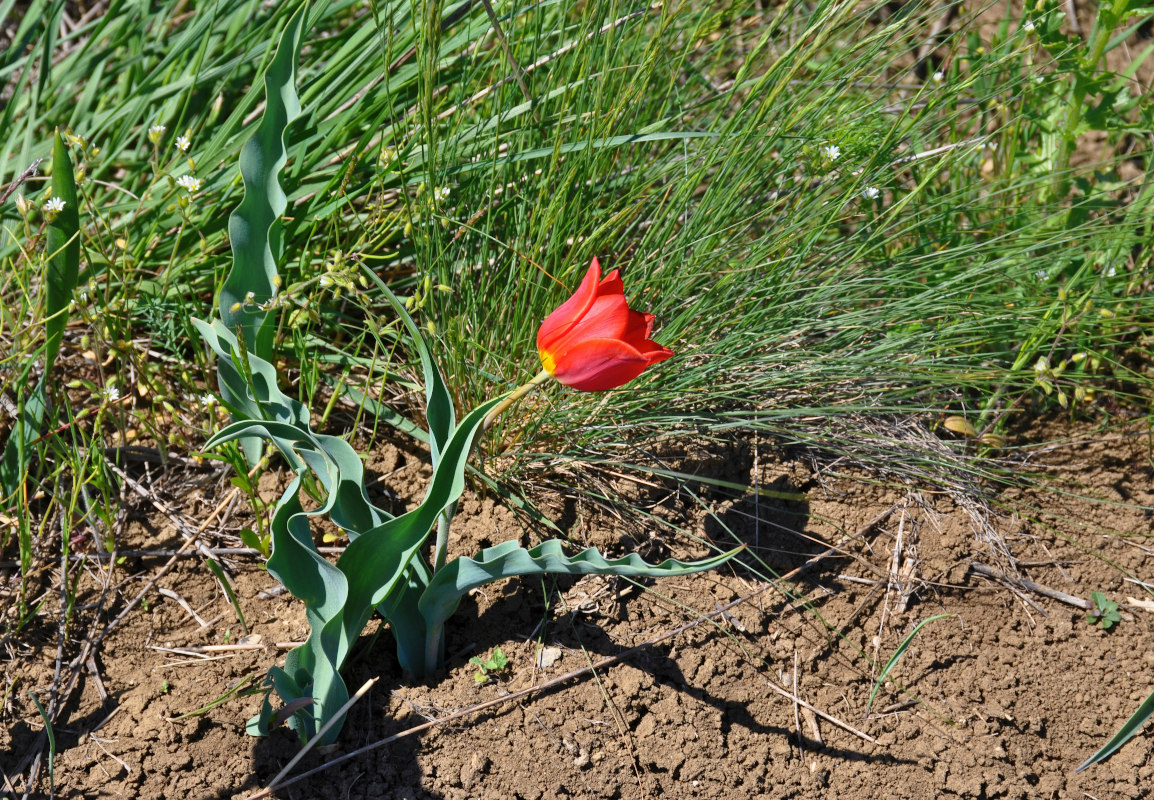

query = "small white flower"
[861,186,880,200]
[148,124,167,144]
[1104,265,1117,278]
[821,144,841,161]
[1034,75,1044,84]
[433,186,451,202]
[200,393,216,407]
[102,385,121,402]
[319,275,334,288]
[1023,19,1035,32]
[175,135,191,152]
[932,71,945,83]
[175,175,201,193]
[1035,270,1048,280]
[44,197,66,213]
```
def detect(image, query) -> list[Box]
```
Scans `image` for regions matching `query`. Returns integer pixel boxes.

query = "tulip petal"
[550,337,671,392]
[536,257,602,352]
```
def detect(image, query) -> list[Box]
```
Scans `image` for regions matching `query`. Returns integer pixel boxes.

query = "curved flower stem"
[430,370,552,575]
[482,370,552,431]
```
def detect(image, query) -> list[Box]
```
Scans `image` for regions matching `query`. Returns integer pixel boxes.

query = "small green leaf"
[867,615,951,716]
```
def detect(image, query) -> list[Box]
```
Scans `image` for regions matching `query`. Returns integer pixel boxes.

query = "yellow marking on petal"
[539,349,556,375]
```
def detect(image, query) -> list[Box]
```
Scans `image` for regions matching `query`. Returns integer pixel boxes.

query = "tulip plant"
[194,6,738,745]
[198,260,740,745]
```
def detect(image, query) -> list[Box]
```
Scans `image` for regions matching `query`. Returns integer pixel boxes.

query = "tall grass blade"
[1,130,79,508]
[28,689,56,794]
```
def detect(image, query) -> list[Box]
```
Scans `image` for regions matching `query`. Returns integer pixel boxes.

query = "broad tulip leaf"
[242,394,506,743]
[418,539,746,638]
[378,558,436,676]
[329,396,504,641]
[215,2,309,464]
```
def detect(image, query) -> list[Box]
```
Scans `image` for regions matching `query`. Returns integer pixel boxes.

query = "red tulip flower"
[536,257,673,391]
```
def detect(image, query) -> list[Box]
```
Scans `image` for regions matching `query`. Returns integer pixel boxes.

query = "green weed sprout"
[1086,592,1121,631]
[194,5,739,746]
[470,648,509,684]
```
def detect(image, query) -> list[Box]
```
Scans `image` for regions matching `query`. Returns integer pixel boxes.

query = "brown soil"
[3,418,1153,800]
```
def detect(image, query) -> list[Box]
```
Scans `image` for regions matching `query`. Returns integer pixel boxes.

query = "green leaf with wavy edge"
[418,539,745,638]
[219,0,306,348]
[193,317,309,429]
[214,2,309,464]
[334,399,504,637]
[867,614,951,716]
[1076,688,1154,773]
[1,130,79,506]
[206,418,391,535]
[232,394,506,742]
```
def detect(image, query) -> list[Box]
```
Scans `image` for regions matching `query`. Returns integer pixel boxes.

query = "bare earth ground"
[3,416,1153,799]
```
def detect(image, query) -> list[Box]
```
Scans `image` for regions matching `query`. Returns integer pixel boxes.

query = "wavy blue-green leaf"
[295,394,506,744]
[1076,688,1154,773]
[418,539,745,640]
[236,393,506,742]
[219,1,307,349]
[379,558,436,677]
[246,478,348,741]
[214,2,309,464]
[194,317,309,429]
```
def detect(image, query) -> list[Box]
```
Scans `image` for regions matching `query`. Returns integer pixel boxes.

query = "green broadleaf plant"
[196,1,741,746]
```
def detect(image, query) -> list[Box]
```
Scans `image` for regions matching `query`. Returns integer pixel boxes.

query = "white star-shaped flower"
[175,175,201,193]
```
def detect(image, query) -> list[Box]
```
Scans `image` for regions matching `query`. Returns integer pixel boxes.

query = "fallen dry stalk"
[969,562,1093,610]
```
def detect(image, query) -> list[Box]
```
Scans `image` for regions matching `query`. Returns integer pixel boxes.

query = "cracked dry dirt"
[3,420,1153,799]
